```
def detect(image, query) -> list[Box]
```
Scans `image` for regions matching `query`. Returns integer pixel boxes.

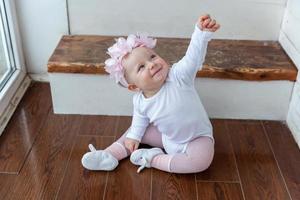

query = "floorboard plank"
[0,83,52,173]
[196,119,239,182]
[114,116,131,138]
[0,83,298,199]
[77,115,119,136]
[104,116,151,200]
[262,121,300,200]
[104,159,151,200]
[6,111,82,200]
[227,120,290,200]
[152,171,197,200]
[56,136,114,199]
[0,174,16,200]
[196,182,243,200]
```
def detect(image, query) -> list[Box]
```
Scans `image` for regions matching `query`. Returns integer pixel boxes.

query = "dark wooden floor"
[0,82,299,200]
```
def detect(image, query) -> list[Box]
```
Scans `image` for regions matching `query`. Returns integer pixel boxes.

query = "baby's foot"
[81,144,118,171]
[130,147,164,173]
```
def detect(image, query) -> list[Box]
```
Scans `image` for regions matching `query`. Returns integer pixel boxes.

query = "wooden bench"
[48,35,297,81]
[47,35,297,119]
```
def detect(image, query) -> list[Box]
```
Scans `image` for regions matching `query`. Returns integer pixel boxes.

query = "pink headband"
[104,33,157,87]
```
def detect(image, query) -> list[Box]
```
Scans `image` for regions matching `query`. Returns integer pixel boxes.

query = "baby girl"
[82,14,220,173]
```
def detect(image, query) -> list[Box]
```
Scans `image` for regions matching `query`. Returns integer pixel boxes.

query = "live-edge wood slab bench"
[47,35,297,119]
[48,35,297,81]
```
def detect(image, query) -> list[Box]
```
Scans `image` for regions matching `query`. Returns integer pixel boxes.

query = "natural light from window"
[0,3,15,91]
[0,0,27,136]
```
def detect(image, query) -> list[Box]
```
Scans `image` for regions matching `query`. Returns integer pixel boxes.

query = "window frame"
[0,0,27,118]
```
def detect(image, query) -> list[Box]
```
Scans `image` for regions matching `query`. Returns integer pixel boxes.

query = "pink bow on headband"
[104,33,157,87]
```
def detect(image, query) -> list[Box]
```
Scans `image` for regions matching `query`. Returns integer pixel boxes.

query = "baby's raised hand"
[198,14,220,32]
[124,138,140,153]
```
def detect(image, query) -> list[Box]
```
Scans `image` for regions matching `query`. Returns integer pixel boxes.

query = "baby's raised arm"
[172,14,220,84]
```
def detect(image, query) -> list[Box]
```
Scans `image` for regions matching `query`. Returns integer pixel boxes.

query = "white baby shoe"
[130,147,164,173]
[81,144,119,171]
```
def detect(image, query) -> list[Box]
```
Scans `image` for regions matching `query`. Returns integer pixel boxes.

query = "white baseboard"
[28,73,49,82]
[49,73,294,120]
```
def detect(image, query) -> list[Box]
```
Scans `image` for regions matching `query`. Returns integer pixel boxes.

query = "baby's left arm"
[172,15,220,84]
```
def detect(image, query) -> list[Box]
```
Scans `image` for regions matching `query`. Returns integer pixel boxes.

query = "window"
[0,0,16,91]
[0,0,28,135]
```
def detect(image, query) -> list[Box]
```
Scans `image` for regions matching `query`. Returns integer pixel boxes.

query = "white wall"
[279,0,300,147]
[279,0,300,70]
[15,0,287,75]
[14,0,68,75]
[69,0,286,40]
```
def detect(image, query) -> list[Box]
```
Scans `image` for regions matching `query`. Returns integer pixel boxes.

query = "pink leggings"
[105,124,214,173]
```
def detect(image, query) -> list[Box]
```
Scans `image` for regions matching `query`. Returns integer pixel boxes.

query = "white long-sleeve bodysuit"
[126,25,214,154]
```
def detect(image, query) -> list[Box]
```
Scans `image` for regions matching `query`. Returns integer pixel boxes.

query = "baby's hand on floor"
[198,14,220,32]
[125,138,140,153]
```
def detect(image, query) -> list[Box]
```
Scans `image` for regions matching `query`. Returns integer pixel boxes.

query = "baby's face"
[122,46,169,92]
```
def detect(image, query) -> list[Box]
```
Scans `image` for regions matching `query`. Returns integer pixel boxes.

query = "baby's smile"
[152,66,162,77]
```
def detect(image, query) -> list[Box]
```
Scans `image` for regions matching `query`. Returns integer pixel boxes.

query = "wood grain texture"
[199,39,297,81]
[56,136,114,200]
[152,171,198,200]
[0,174,16,200]
[48,35,297,81]
[6,111,83,200]
[77,115,119,136]
[227,120,290,200]
[114,116,132,138]
[196,182,244,200]
[262,120,300,200]
[196,119,239,182]
[0,83,52,173]
[0,83,299,199]
[104,158,151,200]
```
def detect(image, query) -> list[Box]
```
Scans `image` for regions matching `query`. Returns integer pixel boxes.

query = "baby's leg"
[140,124,164,148]
[151,136,214,173]
[104,129,131,160]
[105,124,163,160]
